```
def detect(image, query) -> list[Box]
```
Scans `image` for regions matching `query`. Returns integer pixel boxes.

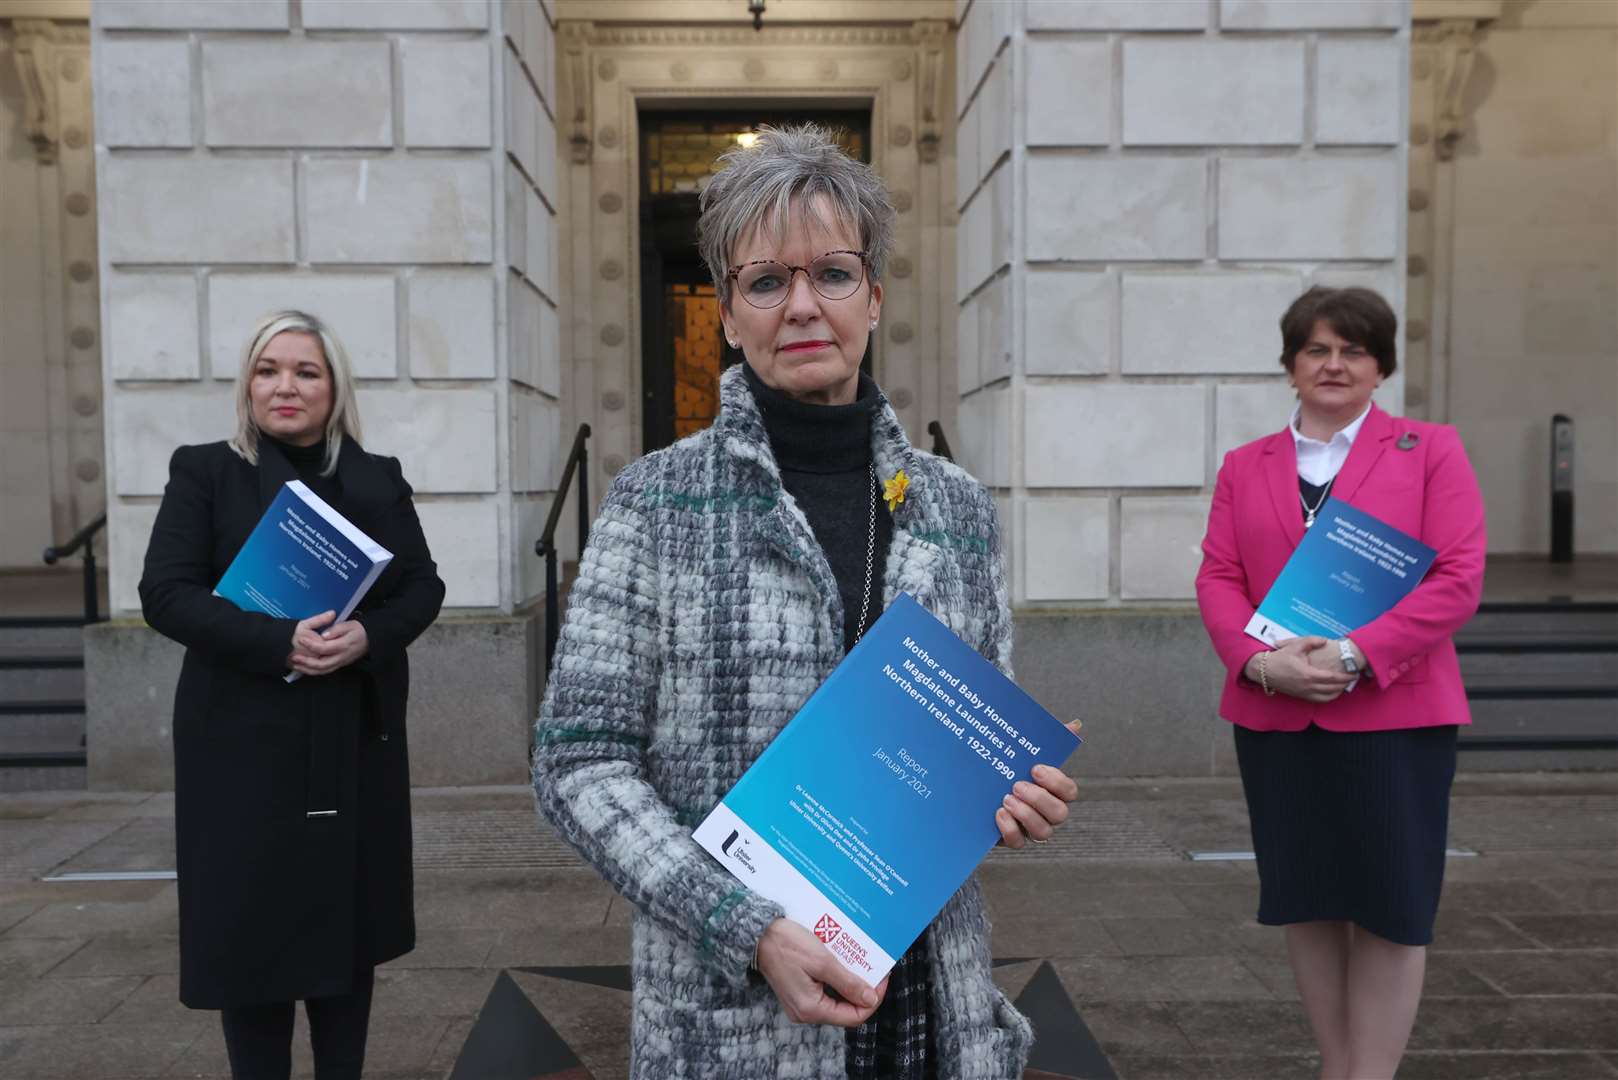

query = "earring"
[869,321,878,331]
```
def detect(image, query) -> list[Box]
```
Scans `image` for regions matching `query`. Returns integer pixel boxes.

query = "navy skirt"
[1233,722,1459,946]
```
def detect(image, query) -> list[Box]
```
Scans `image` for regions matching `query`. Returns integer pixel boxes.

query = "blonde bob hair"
[228,310,362,477]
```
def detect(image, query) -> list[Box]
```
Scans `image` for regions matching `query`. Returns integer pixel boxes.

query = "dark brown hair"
[1279,286,1398,377]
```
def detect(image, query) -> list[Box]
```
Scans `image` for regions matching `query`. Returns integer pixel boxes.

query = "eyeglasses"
[725,250,867,309]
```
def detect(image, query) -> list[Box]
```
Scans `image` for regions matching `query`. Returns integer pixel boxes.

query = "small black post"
[543,546,560,678]
[1551,413,1574,563]
[82,545,99,623]
[577,444,590,562]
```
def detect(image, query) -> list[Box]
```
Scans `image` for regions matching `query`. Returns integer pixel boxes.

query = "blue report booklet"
[214,480,392,681]
[693,592,1080,986]
[1245,496,1436,651]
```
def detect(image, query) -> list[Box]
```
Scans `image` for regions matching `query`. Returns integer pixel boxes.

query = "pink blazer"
[1196,404,1487,732]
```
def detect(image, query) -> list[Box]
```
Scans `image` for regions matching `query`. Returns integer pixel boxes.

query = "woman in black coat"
[140,311,445,1080]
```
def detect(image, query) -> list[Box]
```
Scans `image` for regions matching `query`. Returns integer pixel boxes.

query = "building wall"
[91,0,560,617]
[1437,0,1617,553]
[954,0,1410,607]
[0,17,102,568]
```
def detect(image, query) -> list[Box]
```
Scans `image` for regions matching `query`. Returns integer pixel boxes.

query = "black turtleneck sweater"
[265,435,342,506]
[743,365,894,653]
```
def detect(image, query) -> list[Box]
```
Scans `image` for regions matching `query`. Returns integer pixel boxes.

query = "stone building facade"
[0,0,1610,786]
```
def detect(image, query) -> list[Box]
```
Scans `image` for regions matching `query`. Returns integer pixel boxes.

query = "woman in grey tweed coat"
[533,125,1079,1079]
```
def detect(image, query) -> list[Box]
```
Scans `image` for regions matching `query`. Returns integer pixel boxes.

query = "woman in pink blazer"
[1196,287,1486,1080]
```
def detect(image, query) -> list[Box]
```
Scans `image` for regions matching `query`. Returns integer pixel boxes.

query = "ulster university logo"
[814,914,842,945]
[720,829,757,874]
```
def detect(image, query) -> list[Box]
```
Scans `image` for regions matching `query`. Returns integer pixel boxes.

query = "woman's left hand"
[288,619,369,677]
[995,719,1082,849]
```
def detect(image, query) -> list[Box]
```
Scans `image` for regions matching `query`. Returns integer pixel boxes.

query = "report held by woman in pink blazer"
[1197,402,1487,734]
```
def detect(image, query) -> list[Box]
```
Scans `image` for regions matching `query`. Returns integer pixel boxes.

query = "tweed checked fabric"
[847,945,936,1079]
[533,363,1033,1079]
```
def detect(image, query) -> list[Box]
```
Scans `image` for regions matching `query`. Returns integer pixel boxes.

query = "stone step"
[0,656,86,701]
[0,763,87,793]
[0,620,87,652]
[1460,650,1618,690]
[0,709,86,742]
[1461,604,1618,644]
[1461,695,1618,745]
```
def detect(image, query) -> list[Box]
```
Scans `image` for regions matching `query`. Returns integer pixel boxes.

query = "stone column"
[953,0,1409,774]
[89,0,561,788]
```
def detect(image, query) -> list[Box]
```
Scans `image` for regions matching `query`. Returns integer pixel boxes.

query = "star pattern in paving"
[452,960,1114,1079]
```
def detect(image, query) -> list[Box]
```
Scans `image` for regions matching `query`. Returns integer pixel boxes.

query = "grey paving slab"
[1456,950,1618,996]
[1098,916,1250,958]
[0,1022,202,1078]
[1071,1000,1196,1057]
[427,1016,475,1071]
[0,973,143,1024]
[602,894,632,926]
[1411,998,1520,1053]
[1398,1052,1618,1079]
[1534,876,1618,911]
[988,913,1122,958]
[1109,1053,1316,1079]
[1498,998,1618,1051]
[378,928,499,971]
[1415,954,1509,998]
[1125,797,1256,855]
[370,967,498,1019]
[412,868,613,931]
[1049,955,1277,1002]
[482,925,632,969]
[0,901,44,935]
[2,886,178,939]
[1227,951,1511,1004]
[1430,910,1547,951]
[46,818,175,875]
[0,820,127,882]
[1450,795,1618,853]
[0,937,85,980]
[1506,913,1618,950]
[46,932,177,977]
[1442,851,1618,884]
[1440,879,1571,913]
[984,879,1193,920]
[98,973,200,1026]
[1166,1000,1317,1054]
[1166,882,1260,920]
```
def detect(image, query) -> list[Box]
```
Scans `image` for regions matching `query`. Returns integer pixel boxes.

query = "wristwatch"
[1337,638,1360,675]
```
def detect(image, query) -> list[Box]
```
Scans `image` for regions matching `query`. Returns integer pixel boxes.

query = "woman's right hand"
[755,918,888,1027]
[286,610,337,672]
[1243,636,1353,703]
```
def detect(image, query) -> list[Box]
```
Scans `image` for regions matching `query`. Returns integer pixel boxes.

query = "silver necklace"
[853,464,877,643]
[1300,477,1335,529]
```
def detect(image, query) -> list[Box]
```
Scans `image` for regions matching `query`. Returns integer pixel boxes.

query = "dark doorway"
[638,108,873,453]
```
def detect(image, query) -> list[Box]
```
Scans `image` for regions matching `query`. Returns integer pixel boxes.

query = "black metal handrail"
[535,424,592,678]
[927,421,954,462]
[42,512,107,623]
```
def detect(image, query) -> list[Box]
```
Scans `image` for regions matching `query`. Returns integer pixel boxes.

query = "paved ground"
[1,772,1615,1079]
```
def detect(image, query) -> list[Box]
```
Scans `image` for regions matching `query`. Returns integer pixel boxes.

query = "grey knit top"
[532,364,1032,1079]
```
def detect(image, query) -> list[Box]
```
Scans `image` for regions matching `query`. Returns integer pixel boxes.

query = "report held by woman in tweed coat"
[533,365,1030,1078]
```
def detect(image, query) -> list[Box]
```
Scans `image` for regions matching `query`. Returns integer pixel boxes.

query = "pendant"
[1304,511,1316,529]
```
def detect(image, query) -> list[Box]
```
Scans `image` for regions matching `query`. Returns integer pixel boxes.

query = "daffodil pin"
[883,469,909,513]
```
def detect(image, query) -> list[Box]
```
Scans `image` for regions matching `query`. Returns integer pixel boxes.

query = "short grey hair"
[698,123,896,307]
[228,310,363,477]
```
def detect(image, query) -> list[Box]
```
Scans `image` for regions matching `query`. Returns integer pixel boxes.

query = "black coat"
[139,438,445,1009]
